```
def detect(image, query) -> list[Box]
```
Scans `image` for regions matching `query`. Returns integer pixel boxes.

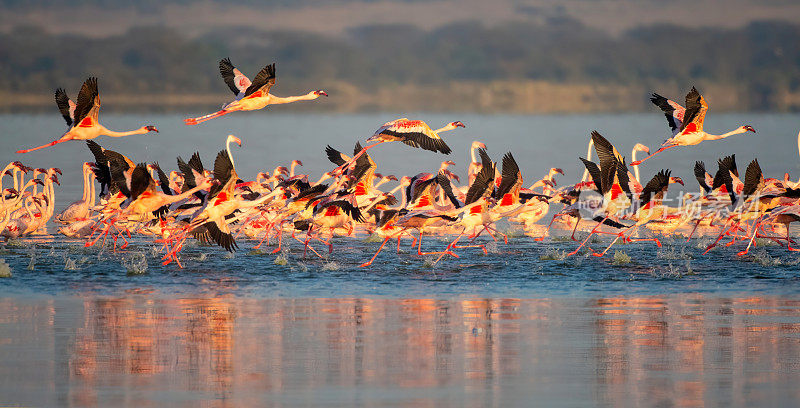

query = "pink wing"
[233,68,251,93]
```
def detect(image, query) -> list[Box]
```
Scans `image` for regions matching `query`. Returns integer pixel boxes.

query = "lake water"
[1,112,800,406]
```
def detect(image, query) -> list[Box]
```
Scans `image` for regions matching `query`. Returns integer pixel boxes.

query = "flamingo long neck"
[89,172,97,207]
[434,123,456,134]
[13,168,21,191]
[99,125,149,138]
[470,146,477,164]
[167,183,210,204]
[0,164,14,191]
[270,92,318,104]
[290,162,297,177]
[227,140,237,172]
[371,178,385,190]
[391,184,409,210]
[31,174,40,197]
[81,166,90,203]
[312,173,332,187]
[45,179,55,218]
[631,148,641,183]
[581,139,594,182]
[707,127,747,140]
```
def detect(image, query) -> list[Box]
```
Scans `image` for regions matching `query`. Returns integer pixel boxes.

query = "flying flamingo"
[184,59,328,125]
[17,78,158,154]
[592,169,678,257]
[333,119,464,177]
[631,87,755,165]
[567,131,634,256]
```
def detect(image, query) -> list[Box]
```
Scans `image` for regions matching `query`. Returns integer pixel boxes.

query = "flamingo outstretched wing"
[219,58,252,96]
[679,87,708,134]
[72,77,99,128]
[243,63,276,97]
[650,93,685,137]
[55,88,76,127]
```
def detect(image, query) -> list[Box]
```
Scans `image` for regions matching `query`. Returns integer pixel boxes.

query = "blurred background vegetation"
[1,0,799,112]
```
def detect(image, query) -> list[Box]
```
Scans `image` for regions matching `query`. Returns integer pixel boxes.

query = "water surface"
[1,112,800,406]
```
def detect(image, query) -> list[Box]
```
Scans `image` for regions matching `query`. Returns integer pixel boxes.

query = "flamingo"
[333,119,464,178]
[631,87,755,165]
[56,162,96,224]
[367,118,461,154]
[17,78,158,154]
[468,141,487,183]
[184,59,328,125]
[592,169,678,257]
[567,131,634,256]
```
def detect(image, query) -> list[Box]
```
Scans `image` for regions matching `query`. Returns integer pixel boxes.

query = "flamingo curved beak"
[670,176,684,186]
[145,125,159,133]
[553,168,565,175]
[315,90,328,97]
[229,135,242,146]
[453,121,466,128]
[744,125,756,133]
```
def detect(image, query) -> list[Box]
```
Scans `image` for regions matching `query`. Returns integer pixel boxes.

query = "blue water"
[1,113,800,407]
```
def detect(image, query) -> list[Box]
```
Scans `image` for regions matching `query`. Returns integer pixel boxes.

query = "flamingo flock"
[7,60,800,267]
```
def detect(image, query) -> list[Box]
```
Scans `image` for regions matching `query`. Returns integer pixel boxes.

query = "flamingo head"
[50,175,60,185]
[292,160,303,167]
[275,166,289,176]
[145,125,158,133]
[669,176,684,186]
[541,179,555,188]
[227,134,242,146]
[13,162,30,173]
[743,125,756,133]
[400,176,412,186]
[3,170,12,177]
[451,121,466,129]
[551,168,565,176]
[386,175,398,181]
[51,167,62,175]
[633,143,650,154]
[32,179,44,186]
[314,90,328,97]
[3,188,17,197]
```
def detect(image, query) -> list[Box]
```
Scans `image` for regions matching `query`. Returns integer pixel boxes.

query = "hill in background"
[1,0,799,112]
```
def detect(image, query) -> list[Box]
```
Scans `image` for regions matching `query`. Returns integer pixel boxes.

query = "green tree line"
[1,18,798,111]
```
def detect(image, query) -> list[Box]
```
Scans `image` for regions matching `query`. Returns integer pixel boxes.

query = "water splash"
[122,252,148,275]
[362,234,383,243]
[64,258,78,271]
[611,250,631,265]
[0,259,11,278]
[749,249,799,267]
[658,245,693,260]
[321,261,341,271]
[539,248,567,261]
[274,250,289,265]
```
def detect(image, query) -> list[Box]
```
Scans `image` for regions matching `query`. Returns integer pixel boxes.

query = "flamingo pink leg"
[184,109,231,125]
[630,144,678,166]
[16,136,74,154]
